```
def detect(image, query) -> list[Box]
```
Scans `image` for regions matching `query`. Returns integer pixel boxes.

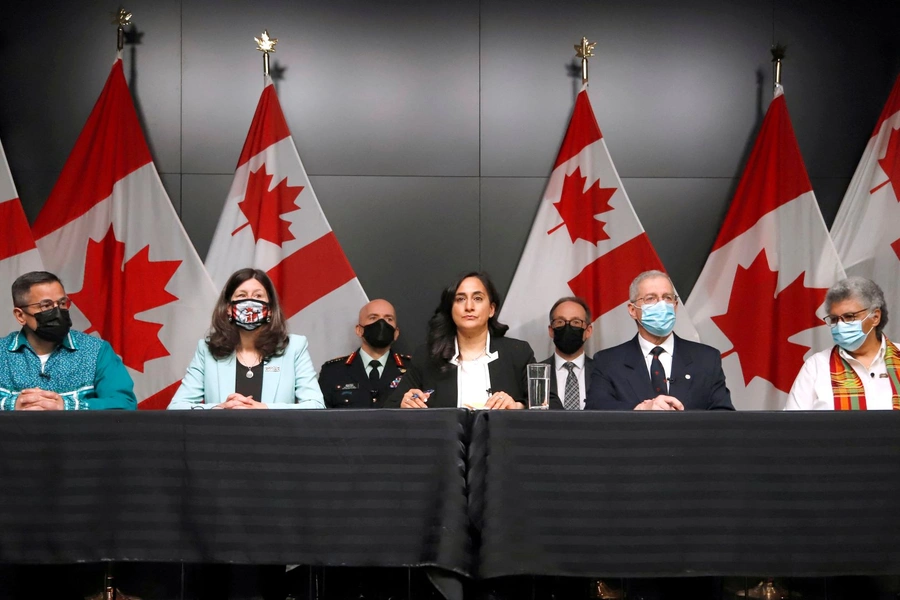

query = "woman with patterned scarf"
[786,277,898,410]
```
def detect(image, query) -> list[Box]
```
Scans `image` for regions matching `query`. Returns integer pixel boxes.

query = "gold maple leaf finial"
[575,37,596,84]
[255,30,278,54]
[112,7,132,27]
[575,37,596,60]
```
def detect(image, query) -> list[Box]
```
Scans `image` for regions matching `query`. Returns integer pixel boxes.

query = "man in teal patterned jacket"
[0,271,135,411]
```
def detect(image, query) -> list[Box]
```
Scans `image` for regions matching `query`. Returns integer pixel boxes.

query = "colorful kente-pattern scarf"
[830,337,900,410]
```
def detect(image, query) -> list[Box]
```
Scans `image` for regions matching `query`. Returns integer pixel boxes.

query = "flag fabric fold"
[687,85,846,411]
[204,75,368,369]
[830,75,900,341]
[500,85,698,359]
[33,58,218,409]
[0,137,45,327]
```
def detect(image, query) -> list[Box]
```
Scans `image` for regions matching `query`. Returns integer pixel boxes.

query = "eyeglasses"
[550,318,587,329]
[824,308,871,328]
[632,294,678,306]
[17,297,71,313]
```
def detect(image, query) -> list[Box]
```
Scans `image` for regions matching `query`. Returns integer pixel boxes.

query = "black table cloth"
[0,409,472,578]
[471,410,900,579]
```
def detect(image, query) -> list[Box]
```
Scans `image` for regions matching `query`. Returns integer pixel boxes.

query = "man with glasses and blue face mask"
[585,270,734,411]
[0,271,136,411]
[786,277,896,410]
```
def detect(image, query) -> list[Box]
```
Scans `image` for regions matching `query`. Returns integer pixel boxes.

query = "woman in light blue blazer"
[169,268,324,409]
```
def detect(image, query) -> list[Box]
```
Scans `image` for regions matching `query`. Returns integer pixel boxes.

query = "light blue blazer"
[168,334,324,409]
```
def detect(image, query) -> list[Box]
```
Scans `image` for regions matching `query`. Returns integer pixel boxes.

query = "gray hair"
[825,276,889,337]
[629,270,673,303]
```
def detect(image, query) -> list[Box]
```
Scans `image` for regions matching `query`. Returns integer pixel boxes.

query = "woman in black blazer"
[385,271,535,409]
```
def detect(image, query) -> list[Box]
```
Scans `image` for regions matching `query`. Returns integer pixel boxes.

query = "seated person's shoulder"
[70,330,106,352]
[320,353,352,373]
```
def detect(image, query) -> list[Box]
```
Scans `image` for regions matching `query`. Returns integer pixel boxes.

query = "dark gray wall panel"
[0,0,182,208]
[181,0,480,177]
[480,0,772,179]
[479,177,546,301]
[311,175,480,353]
[623,177,738,298]
[180,174,233,261]
[159,173,182,217]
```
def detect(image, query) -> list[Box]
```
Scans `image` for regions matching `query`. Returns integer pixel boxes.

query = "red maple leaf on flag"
[871,126,900,201]
[892,237,900,261]
[232,163,303,245]
[69,225,181,373]
[711,249,828,394]
[547,166,616,245]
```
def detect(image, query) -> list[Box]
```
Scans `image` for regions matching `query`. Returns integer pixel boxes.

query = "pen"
[411,389,435,402]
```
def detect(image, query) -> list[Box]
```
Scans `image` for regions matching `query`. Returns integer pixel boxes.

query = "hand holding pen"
[400,388,434,409]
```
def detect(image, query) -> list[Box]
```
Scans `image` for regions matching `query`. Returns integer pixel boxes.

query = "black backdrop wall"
[0,0,898,356]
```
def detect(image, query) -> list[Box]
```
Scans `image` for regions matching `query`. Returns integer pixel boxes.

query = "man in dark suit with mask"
[318,299,411,408]
[543,296,594,410]
[585,270,733,411]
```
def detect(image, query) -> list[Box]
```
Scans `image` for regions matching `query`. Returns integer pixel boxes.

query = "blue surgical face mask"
[831,314,873,352]
[639,301,676,338]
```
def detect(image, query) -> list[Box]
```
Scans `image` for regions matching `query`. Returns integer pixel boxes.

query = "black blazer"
[584,334,734,411]
[541,353,594,410]
[384,336,535,408]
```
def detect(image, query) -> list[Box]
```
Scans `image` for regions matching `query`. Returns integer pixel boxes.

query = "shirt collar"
[359,346,389,369]
[554,351,585,370]
[8,329,78,353]
[451,332,498,366]
[637,332,674,357]
[838,335,887,366]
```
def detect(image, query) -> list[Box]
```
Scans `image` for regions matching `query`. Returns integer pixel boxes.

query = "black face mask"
[361,319,395,349]
[553,324,586,355]
[32,307,73,344]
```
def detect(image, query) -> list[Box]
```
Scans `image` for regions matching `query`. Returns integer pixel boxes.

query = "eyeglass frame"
[550,317,588,329]
[16,297,71,314]
[630,294,679,307]
[823,307,873,328]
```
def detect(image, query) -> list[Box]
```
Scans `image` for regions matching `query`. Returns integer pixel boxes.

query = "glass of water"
[527,363,550,410]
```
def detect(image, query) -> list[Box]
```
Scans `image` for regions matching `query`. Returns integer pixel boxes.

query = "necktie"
[368,360,381,393]
[563,362,580,410]
[649,346,668,396]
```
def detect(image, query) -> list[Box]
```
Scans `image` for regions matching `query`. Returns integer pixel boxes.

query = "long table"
[470,410,900,579]
[2,409,900,585]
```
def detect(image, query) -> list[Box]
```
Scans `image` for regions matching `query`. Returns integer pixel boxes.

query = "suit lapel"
[584,355,594,393]
[623,336,656,402]
[668,335,694,402]
[218,354,237,404]
[261,353,283,403]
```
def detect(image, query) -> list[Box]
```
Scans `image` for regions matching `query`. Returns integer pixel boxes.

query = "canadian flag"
[32,58,218,409]
[204,76,368,369]
[831,75,900,341]
[500,85,698,359]
[0,138,44,327]
[687,85,846,411]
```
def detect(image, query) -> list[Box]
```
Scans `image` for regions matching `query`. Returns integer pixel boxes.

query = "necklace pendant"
[246,369,254,379]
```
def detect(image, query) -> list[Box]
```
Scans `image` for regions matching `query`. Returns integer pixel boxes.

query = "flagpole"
[771,43,786,92]
[255,30,278,79]
[575,37,596,85]
[111,7,133,56]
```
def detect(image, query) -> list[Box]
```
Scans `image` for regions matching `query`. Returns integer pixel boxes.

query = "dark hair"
[427,271,508,370]
[548,296,592,324]
[206,268,289,360]
[12,271,63,307]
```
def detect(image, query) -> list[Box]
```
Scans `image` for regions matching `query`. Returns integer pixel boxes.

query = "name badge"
[265,365,280,373]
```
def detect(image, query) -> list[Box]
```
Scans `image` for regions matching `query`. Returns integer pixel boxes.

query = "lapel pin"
[684,374,691,380]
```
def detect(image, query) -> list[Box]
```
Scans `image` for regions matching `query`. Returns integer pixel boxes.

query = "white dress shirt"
[553,352,586,409]
[785,338,893,410]
[451,333,498,409]
[637,333,675,395]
